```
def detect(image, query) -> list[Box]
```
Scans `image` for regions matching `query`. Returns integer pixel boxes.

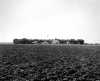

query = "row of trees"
[13,38,84,44]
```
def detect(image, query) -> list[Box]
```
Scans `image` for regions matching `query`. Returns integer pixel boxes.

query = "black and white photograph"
[0,0,100,80]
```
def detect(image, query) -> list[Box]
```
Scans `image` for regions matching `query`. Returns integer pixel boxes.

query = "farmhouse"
[51,39,59,44]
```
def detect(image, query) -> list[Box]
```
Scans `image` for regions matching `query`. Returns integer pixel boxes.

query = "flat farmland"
[0,44,100,81]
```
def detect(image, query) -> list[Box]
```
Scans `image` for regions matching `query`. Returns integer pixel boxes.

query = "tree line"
[13,38,84,45]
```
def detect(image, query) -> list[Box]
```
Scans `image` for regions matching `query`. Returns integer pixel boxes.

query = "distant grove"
[13,38,84,45]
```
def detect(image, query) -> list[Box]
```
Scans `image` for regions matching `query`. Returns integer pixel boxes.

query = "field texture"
[0,44,100,81]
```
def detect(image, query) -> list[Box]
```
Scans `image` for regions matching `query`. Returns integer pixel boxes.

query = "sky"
[0,0,100,43]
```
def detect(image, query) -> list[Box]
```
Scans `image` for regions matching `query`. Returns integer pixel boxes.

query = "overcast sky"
[0,0,100,43]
